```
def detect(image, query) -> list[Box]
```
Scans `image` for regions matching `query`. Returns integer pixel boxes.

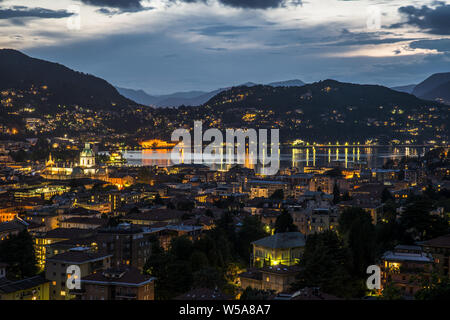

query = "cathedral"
[42,143,107,180]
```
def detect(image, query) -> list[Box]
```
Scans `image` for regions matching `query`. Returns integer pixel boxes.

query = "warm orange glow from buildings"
[139,139,176,149]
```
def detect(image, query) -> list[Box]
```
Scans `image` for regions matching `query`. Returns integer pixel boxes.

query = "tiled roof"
[41,228,95,239]
[421,234,450,248]
[0,275,48,294]
[252,232,306,249]
[0,220,26,233]
[82,266,154,286]
[126,209,184,221]
[47,250,111,264]
[61,217,106,226]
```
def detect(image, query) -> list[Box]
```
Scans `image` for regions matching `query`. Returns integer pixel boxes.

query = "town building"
[380,245,433,297]
[0,264,49,300]
[252,232,305,267]
[78,266,155,300]
[420,234,450,277]
[45,247,112,300]
[239,264,301,293]
[96,223,153,271]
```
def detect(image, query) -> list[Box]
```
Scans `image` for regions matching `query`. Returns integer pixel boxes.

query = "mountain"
[205,79,428,111]
[115,87,160,106]
[412,72,450,105]
[0,49,446,143]
[191,79,448,142]
[116,79,306,107]
[391,84,416,94]
[0,49,137,111]
[268,79,305,87]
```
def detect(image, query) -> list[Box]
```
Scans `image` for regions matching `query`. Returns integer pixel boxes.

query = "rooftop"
[47,249,111,264]
[252,232,306,249]
[82,266,155,286]
[421,234,450,248]
[38,228,95,239]
[0,275,48,294]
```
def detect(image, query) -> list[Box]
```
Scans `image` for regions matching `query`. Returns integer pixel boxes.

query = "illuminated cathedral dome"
[80,143,95,168]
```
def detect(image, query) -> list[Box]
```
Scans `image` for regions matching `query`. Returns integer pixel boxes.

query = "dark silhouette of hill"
[0,49,137,111]
[413,72,450,105]
[206,79,432,113]
[193,79,448,142]
[391,84,416,94]
[116,79,306,107]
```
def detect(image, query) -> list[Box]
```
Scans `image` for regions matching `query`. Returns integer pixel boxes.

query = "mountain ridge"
[0,49,447,143]
[0,48,137,111]
[116,79,306,107]
[413,72,450,105]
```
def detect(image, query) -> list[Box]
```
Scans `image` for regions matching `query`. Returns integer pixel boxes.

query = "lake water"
[119,146,431,172]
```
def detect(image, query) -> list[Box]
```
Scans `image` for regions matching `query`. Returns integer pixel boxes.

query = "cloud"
[170,0,301,9]
[81,0,155,14]
[410,38,450,53]
[96,7,153,15]
[80,0,144,9]
[218,0,297,9]
[204,46,227,51]
[0,6,73,19]
[392,3,450,35]
[331,30,417,47]
[190,24,259,37]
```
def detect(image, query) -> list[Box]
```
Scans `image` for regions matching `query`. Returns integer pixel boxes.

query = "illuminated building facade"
[0,264,49,300]
[239,265,301,293]
[252,232,305,267]
[380,245,433,297]
[79,266,155,300]
[421,234,450,277]
[46,248,112,300]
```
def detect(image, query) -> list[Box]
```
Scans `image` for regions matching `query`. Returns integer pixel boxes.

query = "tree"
[237,216,268,263]
[292,230,363,298]
[154,193,164,205]
[415,275,450,300]
[398,169,405,181]
[192,266,225,289]
[190,250,209,272]
[333,183,340,204]
[170,236,194,261]
[400,199,449,241]
[176,200,195,211]
[240,287,274,300]
[274,210,298,233]
[0,230,38,279]
[143,241,193,299]
[380,283,404,300]
[338,207,377,276]
[204,209,214,218]
[106,215,122,227]
[326,168,343,177]
[381,187,394,203]
[269,189,284,200]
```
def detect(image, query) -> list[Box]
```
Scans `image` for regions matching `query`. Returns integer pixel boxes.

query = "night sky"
[1,0,449,94]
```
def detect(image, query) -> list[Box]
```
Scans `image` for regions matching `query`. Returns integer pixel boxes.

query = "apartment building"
[45,247,112,300]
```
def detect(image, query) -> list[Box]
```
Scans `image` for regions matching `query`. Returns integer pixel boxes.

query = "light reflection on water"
[122,146,431,171]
